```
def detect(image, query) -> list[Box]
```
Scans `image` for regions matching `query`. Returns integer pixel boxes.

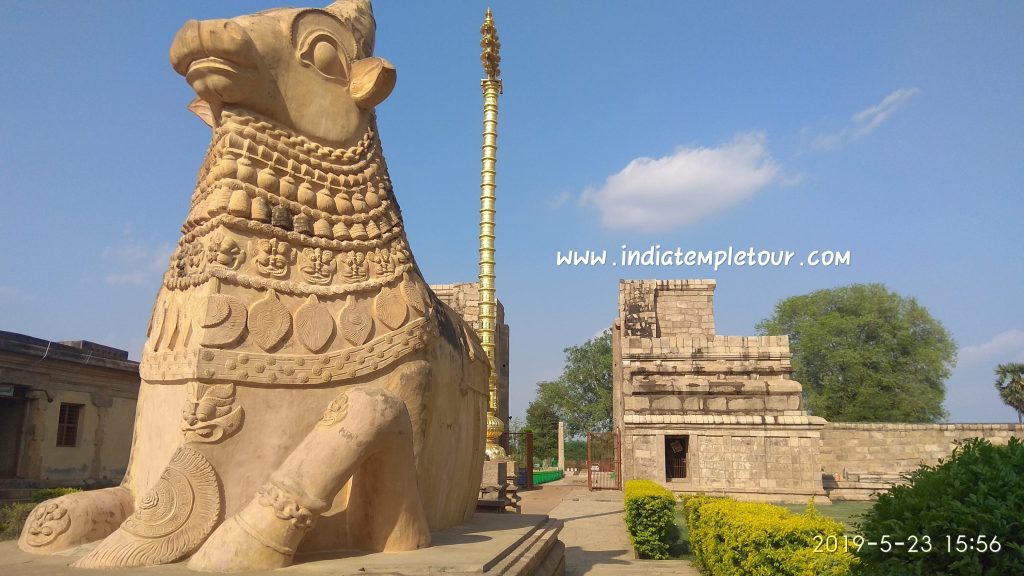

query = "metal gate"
[587,431,621,490]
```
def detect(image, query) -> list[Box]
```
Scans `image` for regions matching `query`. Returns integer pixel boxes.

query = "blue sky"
[1,1,1022,423]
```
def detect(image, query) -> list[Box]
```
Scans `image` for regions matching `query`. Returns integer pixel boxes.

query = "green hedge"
[31,487,81,503]
[0,502,35,541]
[856,437,1024,576]
[533,469,563,485]
[684,495,858,576]
[624,479,676,559]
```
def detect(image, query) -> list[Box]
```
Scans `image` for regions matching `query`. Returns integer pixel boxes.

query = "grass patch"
[667,503,693,560]
[781,500,873,531]
[666,499,873,561]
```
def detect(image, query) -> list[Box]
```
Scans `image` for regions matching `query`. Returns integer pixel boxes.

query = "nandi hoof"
[188,483,320,573]
[18,486,133,555]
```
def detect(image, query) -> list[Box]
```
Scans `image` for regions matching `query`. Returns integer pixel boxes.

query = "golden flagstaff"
[479,8,505,460]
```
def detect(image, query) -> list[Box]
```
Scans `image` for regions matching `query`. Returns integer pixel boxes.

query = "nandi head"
[169,0,395,146]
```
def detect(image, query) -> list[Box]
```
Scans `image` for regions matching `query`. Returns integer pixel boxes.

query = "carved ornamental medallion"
[74,446,222,567]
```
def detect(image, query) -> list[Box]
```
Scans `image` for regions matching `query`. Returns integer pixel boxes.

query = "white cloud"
[102,226,173,287]
[811,88,920,150]
[810,132,845,152]
[580,133,783,231]
[548,190,572,209]
[959,329,1024,367]
[851,87,921,137]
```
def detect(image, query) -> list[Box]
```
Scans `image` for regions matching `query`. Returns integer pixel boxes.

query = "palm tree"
[994,363,1024,423]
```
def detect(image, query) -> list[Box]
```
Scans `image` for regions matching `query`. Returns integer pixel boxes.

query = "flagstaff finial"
[480,8,501,80]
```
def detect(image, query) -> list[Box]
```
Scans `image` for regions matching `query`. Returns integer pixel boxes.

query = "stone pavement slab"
[523,481,699,576]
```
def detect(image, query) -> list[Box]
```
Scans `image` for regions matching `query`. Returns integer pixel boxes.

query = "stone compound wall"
[820,423,1024,499]
[430,282,510,433]
[614,279,829,503]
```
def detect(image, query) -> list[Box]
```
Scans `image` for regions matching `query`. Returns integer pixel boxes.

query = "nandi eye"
[300,35,349,82]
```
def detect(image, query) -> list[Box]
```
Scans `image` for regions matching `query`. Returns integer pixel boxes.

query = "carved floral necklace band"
[166,107,414,297]
[141,107,439,387]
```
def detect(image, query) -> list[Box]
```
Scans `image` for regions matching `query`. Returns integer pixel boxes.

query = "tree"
[994,363,1024,423]
[525,331,613,450]
[525,395,559,459]
[756,283,956,423]
[564,439,587,464]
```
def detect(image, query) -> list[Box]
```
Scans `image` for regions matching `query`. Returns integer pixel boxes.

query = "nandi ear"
[188,97,215,128]
[349,57,396,109]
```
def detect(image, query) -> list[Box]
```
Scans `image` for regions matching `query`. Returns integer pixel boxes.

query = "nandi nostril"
[222,20,245,42]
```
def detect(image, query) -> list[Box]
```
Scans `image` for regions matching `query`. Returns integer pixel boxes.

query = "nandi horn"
[324,0,376,58]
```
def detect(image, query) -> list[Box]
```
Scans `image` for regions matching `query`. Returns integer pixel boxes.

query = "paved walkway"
[519,475,700,576]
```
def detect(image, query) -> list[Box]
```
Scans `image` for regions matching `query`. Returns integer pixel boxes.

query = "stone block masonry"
[431,282,510,435]
[820,422,1024,500]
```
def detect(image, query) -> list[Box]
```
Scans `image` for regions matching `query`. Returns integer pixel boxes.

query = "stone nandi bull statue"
[19,1,489,571]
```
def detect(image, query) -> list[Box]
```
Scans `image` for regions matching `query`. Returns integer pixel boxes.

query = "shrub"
[0,502,36,541]
[683,495,858,576]
[856,437,1024,576]
[623,479,676,559]
[31,487,82,503]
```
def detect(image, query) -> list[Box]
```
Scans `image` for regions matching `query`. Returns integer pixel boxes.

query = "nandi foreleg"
[17,486,134,554]
[187,385,430,572]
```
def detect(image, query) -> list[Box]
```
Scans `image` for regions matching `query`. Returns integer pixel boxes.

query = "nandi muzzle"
[171,18,260,105]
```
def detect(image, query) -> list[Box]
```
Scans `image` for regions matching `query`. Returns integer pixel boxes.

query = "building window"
[665,435,689,480]
[57,403,83,447]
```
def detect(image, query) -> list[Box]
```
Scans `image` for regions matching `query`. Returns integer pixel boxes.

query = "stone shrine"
[19,1,489,571]
[614,280,828,502]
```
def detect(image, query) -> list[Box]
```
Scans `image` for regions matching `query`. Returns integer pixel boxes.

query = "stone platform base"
[1,513,564,576]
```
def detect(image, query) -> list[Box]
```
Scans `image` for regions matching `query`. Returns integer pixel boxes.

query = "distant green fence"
[533,469,563,485]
